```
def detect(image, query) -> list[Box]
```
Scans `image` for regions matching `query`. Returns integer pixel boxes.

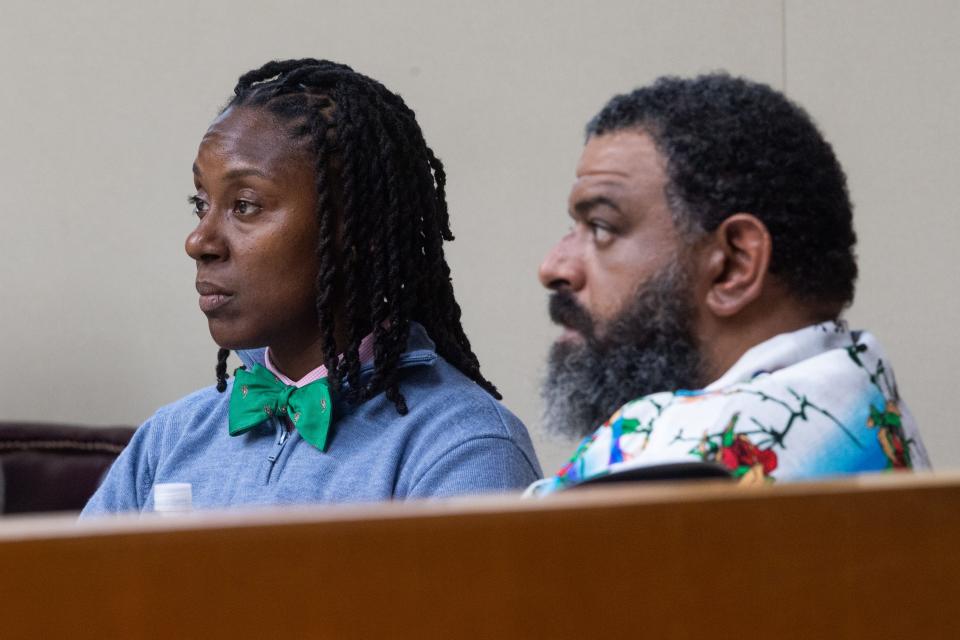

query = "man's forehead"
[575,129,665,178]
[570,129,669,206]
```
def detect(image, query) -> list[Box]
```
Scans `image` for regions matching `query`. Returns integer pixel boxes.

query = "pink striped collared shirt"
[264,334,376,387]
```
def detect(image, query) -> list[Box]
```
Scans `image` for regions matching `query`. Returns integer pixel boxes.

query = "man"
[532,73,929,493]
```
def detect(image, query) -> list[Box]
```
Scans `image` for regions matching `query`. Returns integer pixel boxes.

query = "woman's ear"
[699,213,772,318]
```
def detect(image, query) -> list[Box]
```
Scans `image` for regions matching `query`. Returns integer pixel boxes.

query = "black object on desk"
[570,461,733,489]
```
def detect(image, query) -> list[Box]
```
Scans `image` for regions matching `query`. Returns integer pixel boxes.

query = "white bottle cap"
[153,482,193,514]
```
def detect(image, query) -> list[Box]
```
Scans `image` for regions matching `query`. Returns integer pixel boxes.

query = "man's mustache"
[548,290,596,340]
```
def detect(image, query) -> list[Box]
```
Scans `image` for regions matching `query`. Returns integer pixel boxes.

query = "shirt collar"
[704,320,852,390]
[263,333,376,388]
[235,321,437,380]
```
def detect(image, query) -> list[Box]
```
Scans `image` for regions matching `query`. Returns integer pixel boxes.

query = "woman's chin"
[207,325,263,352]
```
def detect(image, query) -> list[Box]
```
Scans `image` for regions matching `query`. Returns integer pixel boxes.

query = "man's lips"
[196,281,234,314]
[548,291,594,343]
[555,325,585,344]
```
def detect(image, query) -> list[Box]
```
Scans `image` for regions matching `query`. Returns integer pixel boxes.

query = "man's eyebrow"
[572,195,621,216]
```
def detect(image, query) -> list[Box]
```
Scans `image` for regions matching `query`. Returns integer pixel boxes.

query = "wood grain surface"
[0,472,957,639]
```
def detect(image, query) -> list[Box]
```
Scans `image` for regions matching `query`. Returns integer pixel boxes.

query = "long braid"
[389,117,496,396]
[215,348,230,392]
[317,71,417,410]
[332,89,369,403]
[412,147,497,397]
[427,150,454,240]
[307,104,342,388]
[213,58,500,409]
[360,82,468,402]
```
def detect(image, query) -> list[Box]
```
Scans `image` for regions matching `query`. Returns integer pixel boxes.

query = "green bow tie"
[229,364,333,451]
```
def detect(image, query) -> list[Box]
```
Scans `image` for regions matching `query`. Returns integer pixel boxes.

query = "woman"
[83,59,540,514]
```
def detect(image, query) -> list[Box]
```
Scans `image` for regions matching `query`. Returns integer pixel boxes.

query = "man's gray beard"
[541,262,703,440]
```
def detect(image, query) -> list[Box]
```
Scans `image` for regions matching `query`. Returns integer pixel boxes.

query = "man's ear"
[698,213,772,318]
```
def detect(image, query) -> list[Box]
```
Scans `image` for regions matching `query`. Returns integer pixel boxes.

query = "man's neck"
[696,297,837,385]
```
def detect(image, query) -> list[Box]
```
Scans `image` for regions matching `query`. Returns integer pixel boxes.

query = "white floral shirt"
[528,322,930,496]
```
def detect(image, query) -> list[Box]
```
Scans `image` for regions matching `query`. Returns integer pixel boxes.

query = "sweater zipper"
[259,349,435,483]
[264,422,290,483]
[268,429,289,463]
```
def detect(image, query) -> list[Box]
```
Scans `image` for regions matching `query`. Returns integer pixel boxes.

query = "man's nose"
[184,213,228,263]
[538,233,584,291]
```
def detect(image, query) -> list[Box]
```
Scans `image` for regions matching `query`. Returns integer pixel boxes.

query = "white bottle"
[153,482,193,515]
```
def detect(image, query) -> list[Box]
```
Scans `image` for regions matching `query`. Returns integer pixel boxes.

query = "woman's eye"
[188,195,208,217]
[234,200,262,216]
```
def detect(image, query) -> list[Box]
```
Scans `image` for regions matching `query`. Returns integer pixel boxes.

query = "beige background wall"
[0,0,956,474]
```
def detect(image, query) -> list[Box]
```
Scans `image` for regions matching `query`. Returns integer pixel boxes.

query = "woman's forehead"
[196,106,311,177]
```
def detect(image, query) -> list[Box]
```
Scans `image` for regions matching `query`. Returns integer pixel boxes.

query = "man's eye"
[589,221,614,243]
[234,200,262,216]
[188,195,208,217]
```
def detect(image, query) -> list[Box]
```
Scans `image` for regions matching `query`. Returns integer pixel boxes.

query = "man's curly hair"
[588,73,857,309]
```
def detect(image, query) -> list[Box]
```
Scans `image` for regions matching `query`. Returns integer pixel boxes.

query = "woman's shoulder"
[152,383,228,417]
[386,359,542,495]
[401,354,527,440]
[139,383,231,442]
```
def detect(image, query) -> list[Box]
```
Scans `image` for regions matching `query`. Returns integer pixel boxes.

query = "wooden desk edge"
[0,469,951,543]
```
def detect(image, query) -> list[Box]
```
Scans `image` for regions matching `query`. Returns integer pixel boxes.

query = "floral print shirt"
[527,322,930,496]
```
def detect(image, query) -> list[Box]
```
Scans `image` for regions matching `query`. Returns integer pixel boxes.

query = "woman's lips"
[198,293,233,313]
[196,282,234,314]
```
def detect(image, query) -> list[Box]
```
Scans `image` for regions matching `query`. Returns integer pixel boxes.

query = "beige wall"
[0,0,956,473]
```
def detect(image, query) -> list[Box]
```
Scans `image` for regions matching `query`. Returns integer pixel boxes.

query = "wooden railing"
[1,473,958,638]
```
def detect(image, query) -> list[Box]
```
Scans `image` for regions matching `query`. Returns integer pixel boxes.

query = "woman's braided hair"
[213,59,499,413]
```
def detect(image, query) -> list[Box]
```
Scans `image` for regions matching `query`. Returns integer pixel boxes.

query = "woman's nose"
[185,213,227,263]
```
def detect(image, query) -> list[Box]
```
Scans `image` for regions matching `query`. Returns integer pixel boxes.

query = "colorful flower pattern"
[692,415,779,485]
[867,401,910,469]
[532,323,929,496]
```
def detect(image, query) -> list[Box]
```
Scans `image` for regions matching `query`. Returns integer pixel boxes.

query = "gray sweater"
[82,324,541,514]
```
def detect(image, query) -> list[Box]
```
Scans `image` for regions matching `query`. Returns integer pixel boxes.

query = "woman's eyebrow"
[223,167,270,180]
[191,164,270,181]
